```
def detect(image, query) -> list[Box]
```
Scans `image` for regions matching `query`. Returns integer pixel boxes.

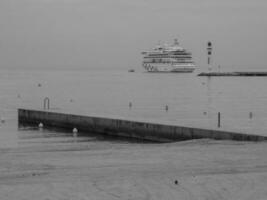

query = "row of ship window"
[143,60,193,64]
[144,56,192,59]
[148,53,191,56]
[144,58,190,61]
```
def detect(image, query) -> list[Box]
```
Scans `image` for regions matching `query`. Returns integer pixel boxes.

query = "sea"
[1,67,267,148]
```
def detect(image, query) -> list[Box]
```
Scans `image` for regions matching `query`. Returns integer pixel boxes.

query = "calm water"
[1,68,267,148]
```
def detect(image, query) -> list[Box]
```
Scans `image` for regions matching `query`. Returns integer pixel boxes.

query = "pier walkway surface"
[18,108,267,142]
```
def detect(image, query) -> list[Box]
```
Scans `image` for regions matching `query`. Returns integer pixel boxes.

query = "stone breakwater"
[198,71,267,76]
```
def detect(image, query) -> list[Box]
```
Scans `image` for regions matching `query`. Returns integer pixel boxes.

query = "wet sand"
[0,139,267,200]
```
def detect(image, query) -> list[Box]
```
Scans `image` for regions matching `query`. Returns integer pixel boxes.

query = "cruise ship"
[142,39,196,72]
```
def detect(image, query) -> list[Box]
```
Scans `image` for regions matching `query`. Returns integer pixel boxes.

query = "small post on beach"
[217,112,221,128]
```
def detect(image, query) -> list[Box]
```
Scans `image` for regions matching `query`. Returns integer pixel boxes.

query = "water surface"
[1,68,267,148]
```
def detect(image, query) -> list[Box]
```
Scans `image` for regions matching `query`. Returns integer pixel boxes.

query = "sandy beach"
[0,138,266,200]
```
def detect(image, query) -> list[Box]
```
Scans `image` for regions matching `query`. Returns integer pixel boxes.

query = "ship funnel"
[174,39,179,46]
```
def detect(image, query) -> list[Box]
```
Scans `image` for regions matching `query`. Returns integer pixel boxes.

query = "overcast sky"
[0,0,267,70]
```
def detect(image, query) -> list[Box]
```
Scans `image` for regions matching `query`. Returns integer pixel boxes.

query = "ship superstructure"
[142,39,196,72]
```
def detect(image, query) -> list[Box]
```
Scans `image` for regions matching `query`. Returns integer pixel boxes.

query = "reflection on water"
[1,69,267,148]
[16,124,153,150]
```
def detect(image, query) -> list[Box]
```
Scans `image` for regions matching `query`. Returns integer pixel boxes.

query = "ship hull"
[143,63,195,73]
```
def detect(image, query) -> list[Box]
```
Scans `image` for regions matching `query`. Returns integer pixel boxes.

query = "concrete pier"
[18,109,267,142]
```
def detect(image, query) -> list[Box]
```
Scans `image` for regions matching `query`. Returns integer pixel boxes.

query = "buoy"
[70,99,74,102]
[203,111,207,115]
[73,128,78,137]
[1,118,5,123]
[249,112,253,119]
[165,105,168,111]
[129,102,132,108]
[174,180,179,185]
[38,123,43,128]
[38,83,42,87]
